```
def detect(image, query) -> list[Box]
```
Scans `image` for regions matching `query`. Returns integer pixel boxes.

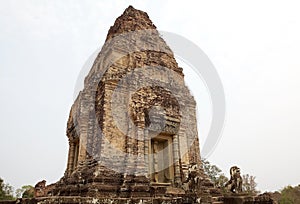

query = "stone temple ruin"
[50,5,221,203]
[15,5,276,204]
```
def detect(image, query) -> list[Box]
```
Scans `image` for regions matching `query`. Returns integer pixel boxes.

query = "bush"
[0,178,15,200]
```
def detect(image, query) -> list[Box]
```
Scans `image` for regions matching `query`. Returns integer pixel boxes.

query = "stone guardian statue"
[225,166,243,193]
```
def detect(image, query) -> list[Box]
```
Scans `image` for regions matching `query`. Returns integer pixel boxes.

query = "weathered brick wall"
[52,5,215,202]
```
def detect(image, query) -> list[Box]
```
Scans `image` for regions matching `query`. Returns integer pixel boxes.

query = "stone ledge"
[4,197,198,204]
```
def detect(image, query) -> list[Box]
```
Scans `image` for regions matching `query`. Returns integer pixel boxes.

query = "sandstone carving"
[225,166,243,193]
[49,5,219,203]
[1,5,277,204]
[34,180,55,198]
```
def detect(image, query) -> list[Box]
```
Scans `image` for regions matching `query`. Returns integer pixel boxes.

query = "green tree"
[279,185,300,204]
[16,185,34,198]
[0,178,15,200]
[201,159,229,190]
[215,174,229,189]
[202,159,222,183]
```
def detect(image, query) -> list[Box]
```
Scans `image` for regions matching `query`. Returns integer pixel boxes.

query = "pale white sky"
[0,0,300,193]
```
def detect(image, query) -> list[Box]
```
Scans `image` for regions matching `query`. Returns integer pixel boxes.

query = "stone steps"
[211,196,224,204]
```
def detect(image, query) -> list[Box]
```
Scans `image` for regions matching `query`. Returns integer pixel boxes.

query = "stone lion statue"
[225,166,243,193]
[34,180,46,197]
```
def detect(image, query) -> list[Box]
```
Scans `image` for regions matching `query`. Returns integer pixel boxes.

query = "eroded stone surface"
[225,166,243,193]
[47,5,218,203]
[0,6,277,204]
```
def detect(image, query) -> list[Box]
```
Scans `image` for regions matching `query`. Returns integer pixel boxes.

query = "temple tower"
[53,6,219,203]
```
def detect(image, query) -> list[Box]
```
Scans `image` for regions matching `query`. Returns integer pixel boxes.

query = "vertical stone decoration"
[52,5,221,203]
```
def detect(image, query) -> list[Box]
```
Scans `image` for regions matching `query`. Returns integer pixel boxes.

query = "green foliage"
[0,178,15,200]
[202,159,222,183]
[16,185,34,198]
[242,174,259,195]
[201,159,228,190]
[279,185,300,204]
[215,174,229,187]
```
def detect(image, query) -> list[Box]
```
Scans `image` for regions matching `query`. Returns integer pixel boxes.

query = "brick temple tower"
[52,6,221,203]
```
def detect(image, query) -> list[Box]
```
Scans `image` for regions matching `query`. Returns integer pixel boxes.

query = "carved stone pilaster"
[173,134,182,186]
[68,140,75,175]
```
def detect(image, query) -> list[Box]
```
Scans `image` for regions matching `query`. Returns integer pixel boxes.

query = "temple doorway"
[149,135,174,184]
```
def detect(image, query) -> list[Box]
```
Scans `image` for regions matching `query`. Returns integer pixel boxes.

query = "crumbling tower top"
[52,6,217,203]
[106,5,157,41]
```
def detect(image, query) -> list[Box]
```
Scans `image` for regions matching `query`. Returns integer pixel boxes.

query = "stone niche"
[48,5,220,204]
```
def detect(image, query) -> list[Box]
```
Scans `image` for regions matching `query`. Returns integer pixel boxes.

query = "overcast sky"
[1,0,300,193]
